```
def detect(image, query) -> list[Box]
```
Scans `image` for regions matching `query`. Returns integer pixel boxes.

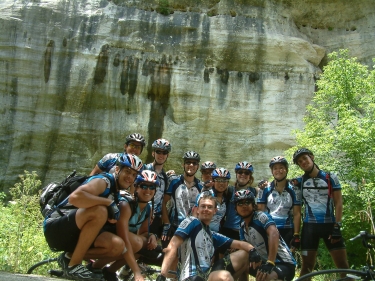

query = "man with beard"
[161,151,203,248]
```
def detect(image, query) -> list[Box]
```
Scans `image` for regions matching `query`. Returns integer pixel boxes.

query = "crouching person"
[234,190,296,281]
[156,192,260,281]
[43,154,143,280]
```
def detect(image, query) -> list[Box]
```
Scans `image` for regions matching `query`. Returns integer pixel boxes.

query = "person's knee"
[208,270,234,281]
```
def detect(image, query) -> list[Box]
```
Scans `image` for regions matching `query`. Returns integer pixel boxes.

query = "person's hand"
[156,274,166,281]
[248,248,262,263]
[256,261,275,281]
[147,234,158,250]
[134,272,145,281]
[290,234,301,251]
[162,223,171,241]
[107,201,120,221]
[329,223,342,243]
[257,180,268,190]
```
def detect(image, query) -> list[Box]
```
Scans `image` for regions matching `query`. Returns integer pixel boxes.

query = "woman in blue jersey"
[257,156,301,251]
[92,170,160,281]
[235,190,296,281]
[292,148,349,279]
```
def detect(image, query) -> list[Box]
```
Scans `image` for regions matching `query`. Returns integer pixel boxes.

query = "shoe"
[86,262,103,274]
[118,265,131,280]
[57,252,70,270]
[102,266,118,281]
[65,264,103,280]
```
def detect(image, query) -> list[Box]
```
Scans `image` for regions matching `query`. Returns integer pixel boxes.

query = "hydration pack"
[39,171,91,218]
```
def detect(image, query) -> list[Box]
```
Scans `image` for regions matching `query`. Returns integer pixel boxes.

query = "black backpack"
[39,171,92,218]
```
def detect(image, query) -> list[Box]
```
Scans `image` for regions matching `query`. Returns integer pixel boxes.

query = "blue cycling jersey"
[240,211,296,266]
[97,152,121,173]
[175,216,233,280]
[257,181,301,229]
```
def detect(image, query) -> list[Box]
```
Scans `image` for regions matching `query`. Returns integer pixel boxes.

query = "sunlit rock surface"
[0,0,374,190]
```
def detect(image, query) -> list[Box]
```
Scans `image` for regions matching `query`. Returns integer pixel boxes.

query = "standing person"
[200,161,217,190]
[43,154,143,280]
[157,193,259,281]
[221,161,256,240]
[144,139,172,239]
[89,133,146,176]
[161,151,203,248]
[235,190,296,281]
[257,156,301,250]
[292,148,349,278]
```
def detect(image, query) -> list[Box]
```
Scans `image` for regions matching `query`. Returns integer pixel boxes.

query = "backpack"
[40,171,99,218]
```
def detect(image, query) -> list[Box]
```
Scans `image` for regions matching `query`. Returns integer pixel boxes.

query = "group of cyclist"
[42,132,349,281]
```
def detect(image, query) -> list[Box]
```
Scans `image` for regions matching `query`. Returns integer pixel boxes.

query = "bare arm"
[89,164,104,176]
[161,235,183,276]
[161,194,171,225]
[293,205,301,234]
[257,203,266,212]
[333,190,343,222]
[230,240,254,252]
[265,225,279,263]
[68,178,112,208]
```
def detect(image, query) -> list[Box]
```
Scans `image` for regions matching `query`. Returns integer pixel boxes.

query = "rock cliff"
[0,0,374,191]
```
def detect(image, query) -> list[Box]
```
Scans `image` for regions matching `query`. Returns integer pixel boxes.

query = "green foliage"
[158,0,170,15]
[0,171,53,274]
[286,49,375,268]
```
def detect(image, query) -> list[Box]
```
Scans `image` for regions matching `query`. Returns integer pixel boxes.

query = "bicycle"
[294,230,375,281]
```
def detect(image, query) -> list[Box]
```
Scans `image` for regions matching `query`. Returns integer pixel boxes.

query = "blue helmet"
[212,168,231,179]
[116,153,144,172]
[235,161,254,173]
[135,170,160,187]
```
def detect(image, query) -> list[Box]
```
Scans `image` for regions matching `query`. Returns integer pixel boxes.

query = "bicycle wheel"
[27,258,57,274]
[295,269,369,281]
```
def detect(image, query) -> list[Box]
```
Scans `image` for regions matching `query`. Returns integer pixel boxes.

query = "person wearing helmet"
[200,161,217,190]
[257,156,301,251]
[234,190,297,281]
[220,161,257,240]
[142,139,172,240]
[43,154,143,281]
[92,170,160,281]
[157,192,265,281]
[161,151,203,248]
[89,132,146,176]
[292,148,349,278]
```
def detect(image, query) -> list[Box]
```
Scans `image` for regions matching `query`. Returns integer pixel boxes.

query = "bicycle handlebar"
[350,231,375,249]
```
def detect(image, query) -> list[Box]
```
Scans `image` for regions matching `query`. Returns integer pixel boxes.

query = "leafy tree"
[286,49,375,267]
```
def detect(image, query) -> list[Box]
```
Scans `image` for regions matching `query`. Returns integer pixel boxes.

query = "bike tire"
[295,269,370,281]
[26,258,58,274]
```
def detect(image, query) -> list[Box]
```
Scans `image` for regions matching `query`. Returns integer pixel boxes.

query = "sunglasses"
[237,170,251,176]
[139,184,156,190]
[185,161,199,166]
[128,143,143,150]
[236,200,253,206]
[214,178,229,183]
[155,150,169,155]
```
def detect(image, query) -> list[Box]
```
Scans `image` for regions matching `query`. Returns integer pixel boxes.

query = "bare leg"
[300,250,317,281]
[208,270,234,281]
[84,232,125,259]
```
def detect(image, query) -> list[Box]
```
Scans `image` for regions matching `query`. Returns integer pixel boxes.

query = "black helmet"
[269,156,289,169]
[125,133,146,146]
[182,151,200,162]
[200,161,217,171]
[232,189,255,204]
[152,138,171,152]
[293,148,313,164]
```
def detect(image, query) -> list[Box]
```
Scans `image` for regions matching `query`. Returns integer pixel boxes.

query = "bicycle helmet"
[293,148,313,164]
[200,161,217,171]
[232,189,255,204]
[125,133,146,146]
[269,156,289,169]
[212,168,231,179]
[116,153,144,172]
[235,161,254,173]
[135,170,160,187]
[182,151,201,162]
[152,138,171,152]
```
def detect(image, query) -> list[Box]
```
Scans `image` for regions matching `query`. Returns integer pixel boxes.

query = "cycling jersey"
[257,181,301,229]
[165,175,202,227]
[121,196,151,234]
[293,170,341,223]
[239,211,296,266]
[175,216,233,281]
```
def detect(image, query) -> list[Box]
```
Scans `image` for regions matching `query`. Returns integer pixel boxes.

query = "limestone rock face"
[0,0,374,190]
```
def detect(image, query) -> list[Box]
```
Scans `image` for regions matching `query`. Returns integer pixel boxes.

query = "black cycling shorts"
[44,210,80,252]
[301,222,346,251]
[278,228,293,246]
[249,262,296,281]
